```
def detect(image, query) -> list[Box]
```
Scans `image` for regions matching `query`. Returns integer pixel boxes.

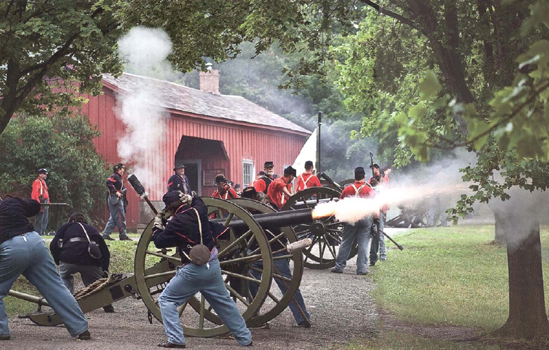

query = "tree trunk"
[493,212,507,245]
[492,217,549,339]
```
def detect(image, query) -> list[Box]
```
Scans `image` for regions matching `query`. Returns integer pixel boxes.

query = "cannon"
[7,196,315,337]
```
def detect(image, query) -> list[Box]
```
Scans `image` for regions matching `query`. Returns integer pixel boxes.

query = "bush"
[0,113,110,230]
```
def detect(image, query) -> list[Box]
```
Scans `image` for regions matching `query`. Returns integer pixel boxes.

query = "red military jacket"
[267,177,292,209]
[211,187,238,200]
[340,180,374,199]
[295,173,321,192]
[31,178,49,203]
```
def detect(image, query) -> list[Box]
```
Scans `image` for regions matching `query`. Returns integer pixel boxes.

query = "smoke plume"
[116,27,175,189]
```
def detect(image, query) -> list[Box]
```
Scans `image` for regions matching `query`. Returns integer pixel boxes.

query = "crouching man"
[0,196,90,341]
[152,191,252,348]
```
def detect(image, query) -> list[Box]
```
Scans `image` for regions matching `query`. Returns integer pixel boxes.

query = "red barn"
[79,69,310,231]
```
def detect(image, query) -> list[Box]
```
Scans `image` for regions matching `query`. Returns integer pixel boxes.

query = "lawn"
[371,225,549,330]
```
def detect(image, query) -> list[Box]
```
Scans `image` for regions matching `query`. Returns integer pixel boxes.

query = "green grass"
[339,331,502,350]
[372,225,549,330]
[5,233,143,317]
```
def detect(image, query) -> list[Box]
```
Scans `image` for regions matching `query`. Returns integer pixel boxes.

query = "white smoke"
[314,182,470,225]
[116,27,175,190]
[312,149,478,225]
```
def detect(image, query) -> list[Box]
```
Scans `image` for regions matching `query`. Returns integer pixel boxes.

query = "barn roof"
[102,73,311,135]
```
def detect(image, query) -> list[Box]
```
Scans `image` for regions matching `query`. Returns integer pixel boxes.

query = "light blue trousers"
[334,217,373,274]
[103,196,127,238]
[0,232,88,337]
[158,258,252,346]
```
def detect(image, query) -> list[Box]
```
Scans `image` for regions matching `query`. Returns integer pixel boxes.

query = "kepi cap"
[284,166,297,177]
[173,164,186,171]
[215,174,227,184]
[264,161,274,168]
[241,187,257,199]
[354,167,366,174]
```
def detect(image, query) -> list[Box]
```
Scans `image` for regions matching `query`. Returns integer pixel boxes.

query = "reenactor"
[295,160,321,192]
[168,164,191,194]
[369,163,381,187]
[31,168,49,235]
[0,196,90,341]
[253,161,275,194]
[241,187,311,328]
[369,163,389,266]
[152,191,252,348]
[50,212,114,313]
[102,163,131,241]
[267,166,296,210]
[211,174,238,200]
[331,167,376,275]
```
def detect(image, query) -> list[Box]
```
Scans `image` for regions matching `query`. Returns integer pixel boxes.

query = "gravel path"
[6,254,379,350]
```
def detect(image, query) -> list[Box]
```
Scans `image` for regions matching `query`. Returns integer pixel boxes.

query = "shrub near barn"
[0,113,110,231]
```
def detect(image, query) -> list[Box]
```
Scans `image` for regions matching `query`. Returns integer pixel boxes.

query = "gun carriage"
[8,173,400,337]
[7,196,314,337]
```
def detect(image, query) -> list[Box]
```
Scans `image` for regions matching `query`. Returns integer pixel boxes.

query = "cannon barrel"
[211,208,314,231]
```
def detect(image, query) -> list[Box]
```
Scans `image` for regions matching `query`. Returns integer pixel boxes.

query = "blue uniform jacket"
[153,197,228,264]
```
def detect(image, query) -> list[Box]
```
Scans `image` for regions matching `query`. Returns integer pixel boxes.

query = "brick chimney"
[199,63,220,94]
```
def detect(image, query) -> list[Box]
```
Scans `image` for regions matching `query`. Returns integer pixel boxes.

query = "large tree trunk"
[492,213,549,339]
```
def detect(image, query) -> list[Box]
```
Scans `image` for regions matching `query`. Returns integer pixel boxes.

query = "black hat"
[354,167,366,174]
[173,164,186,171]
[370,163,380,169]
[241,187,257,199]
[284,166,297,177]
[304,160,314,169]
[163,191,182,206]
[264,161,274,168]
[215,174,227,184]
[37,168,48,175]
[113,163,125,173]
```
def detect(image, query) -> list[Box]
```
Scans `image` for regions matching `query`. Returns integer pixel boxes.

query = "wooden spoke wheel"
[231,198,304,327]
[134,197,273,338]
[282,187,357,269]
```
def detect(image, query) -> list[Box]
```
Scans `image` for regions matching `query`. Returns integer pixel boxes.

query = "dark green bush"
[0,113,110,231]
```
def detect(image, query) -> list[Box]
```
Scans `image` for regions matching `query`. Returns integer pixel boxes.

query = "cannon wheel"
[282,187,357,270]
[186,198,303,327]
[134,197,273,338]
[231,198,303,326]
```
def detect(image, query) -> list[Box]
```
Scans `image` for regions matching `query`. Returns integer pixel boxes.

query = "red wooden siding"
[80,86,308,230]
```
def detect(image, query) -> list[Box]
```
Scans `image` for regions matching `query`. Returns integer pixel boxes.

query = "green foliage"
[0,0,123,134]
[0,113,110,230]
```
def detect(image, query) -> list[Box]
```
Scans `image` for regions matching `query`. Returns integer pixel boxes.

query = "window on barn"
[243,160,254,187]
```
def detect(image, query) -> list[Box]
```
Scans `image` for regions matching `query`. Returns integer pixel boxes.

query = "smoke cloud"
[314,149,477,225]
[116,27,175,189]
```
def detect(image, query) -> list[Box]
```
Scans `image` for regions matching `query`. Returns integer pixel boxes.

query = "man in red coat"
[253,161,275,194]
[332,167,376,275]
[31,168,49,235]
[211,174,238,200]
[267,166,296,210]
[295,160,321,192]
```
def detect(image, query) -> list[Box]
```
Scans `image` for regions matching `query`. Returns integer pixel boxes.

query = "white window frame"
[243,159,254,187]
